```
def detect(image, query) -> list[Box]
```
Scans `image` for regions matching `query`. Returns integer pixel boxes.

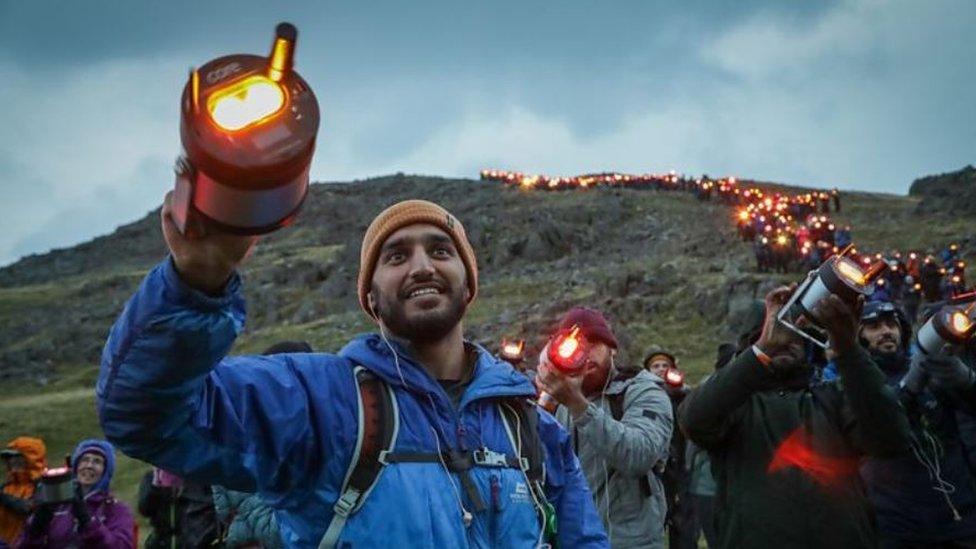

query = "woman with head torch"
[17,439,135,548]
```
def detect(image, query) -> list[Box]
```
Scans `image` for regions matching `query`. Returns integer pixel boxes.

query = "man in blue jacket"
[97,197,608,548]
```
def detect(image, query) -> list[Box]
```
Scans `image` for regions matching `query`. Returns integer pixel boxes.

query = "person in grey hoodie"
[537,307,673,548]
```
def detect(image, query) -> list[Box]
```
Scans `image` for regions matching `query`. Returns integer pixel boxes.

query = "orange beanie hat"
[358,200,478,318]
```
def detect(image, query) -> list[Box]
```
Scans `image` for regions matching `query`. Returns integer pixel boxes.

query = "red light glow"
[768,427,859,487]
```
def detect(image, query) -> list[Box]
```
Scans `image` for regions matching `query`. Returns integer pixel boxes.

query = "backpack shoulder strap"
[319,365,399,549]
[499,398,544,485]
[499,398,557,541]
[607,370,638,421]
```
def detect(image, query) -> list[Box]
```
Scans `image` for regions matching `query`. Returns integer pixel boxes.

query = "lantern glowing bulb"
[557,327,581,360]
[208,75,286,131]
[950,311,972,335]
[835,260,866,286]
[777,235,788,246]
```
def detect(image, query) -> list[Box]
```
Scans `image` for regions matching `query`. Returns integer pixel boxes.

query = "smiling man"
[97,198,607,548]
[857,301,976,548]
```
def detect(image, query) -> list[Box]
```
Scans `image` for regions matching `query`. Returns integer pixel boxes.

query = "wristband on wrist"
[752,345,772,368]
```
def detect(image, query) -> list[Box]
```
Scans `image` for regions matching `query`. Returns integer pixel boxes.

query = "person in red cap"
[537,307,674,548]
[98,197,609,548]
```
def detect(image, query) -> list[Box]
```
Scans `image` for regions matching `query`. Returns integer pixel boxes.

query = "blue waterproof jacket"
[97,259,608,548]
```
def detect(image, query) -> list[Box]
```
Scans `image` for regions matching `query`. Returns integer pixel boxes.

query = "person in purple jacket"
[17,439,135,548]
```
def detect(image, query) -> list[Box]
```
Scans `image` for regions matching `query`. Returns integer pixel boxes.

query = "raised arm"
[96,258,335,492]
[679,348,766,449]
[833,346,911,456]
[814,294,910,457]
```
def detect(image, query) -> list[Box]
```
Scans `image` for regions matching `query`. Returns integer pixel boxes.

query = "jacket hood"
[4,436,47,482]
[339,333,536,407]
[71,439,115,495]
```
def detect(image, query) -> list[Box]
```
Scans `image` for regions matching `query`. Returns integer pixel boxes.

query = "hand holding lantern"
[776,245,886,349]
[536,326,590,414]
[906,301,976,393]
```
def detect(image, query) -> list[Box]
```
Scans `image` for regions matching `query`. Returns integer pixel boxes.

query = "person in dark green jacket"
[679,286,911,549]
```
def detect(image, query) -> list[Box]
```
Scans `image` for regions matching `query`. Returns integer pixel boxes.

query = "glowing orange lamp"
[172,22,320,236]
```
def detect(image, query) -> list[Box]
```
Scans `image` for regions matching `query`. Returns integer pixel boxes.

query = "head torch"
[499,339,525,364]
[172,22,320,236]
[664,368,685,387]
[777,246,888,348]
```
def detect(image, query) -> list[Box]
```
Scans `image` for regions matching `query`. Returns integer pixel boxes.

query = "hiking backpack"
[318,365,550,548]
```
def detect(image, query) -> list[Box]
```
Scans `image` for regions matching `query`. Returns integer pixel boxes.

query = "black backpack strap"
[606,369,639,421]
[319,366,399,549]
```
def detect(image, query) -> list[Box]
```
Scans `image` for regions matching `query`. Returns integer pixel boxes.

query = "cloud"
[0,55,179,265]
[0,1,973,267]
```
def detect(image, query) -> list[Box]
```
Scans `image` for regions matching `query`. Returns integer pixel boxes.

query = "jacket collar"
[339,334,536,409]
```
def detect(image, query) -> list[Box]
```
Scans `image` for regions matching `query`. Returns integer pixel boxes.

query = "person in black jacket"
[138,468,221,549]
[858,300,976,548]
[679,286,911,549]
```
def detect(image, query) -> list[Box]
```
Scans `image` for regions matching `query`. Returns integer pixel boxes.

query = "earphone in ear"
[367,292,378,318]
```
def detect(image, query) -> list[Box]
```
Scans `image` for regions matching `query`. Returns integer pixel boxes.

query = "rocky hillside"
[910,165,976,216]
[1,172,974,387]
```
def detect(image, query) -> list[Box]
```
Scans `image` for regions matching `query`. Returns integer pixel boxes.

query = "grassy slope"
[0,179,971,535]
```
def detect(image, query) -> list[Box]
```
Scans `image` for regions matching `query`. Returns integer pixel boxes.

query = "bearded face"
[860,317,902,358]
[370,224,470,344]
[580,342,614,395]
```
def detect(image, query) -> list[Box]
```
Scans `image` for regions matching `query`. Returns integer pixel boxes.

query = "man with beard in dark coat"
[858,300,976,548]
[679,286,911,549]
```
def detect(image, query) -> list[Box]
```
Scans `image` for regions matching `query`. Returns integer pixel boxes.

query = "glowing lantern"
[914,303,976,359]
[172,22,319,236]
[548,326,588,374]
[777,249,888,349]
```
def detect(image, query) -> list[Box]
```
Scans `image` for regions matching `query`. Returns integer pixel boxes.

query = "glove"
[921,355,976,391]
[900,357,929,395]
[26,505,54,536]
[71,485,90,530]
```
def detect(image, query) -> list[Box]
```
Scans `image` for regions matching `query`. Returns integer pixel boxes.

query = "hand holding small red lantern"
[536,326,589,413]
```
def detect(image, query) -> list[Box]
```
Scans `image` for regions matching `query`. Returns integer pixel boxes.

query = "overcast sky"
[0,0,973,266]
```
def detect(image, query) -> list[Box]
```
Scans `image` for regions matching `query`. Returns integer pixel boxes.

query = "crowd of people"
[2,179,974,548]
[482,167,972,319]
